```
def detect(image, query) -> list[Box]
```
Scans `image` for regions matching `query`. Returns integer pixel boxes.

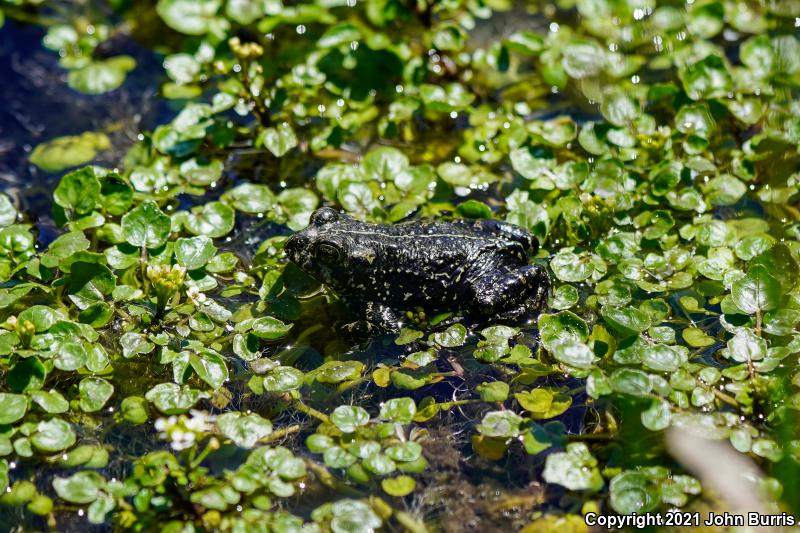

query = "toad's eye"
[311,207,338,226]
[315,241,341,264]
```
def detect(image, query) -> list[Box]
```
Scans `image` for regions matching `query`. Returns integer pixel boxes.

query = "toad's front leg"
[340,301,404,335]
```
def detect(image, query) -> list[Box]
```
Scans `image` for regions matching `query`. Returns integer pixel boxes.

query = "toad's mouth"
[283,234,300,263]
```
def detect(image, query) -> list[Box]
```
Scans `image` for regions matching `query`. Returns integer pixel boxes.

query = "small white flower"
[155,411,213,451]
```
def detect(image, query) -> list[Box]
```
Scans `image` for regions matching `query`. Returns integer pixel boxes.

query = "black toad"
[284,207,549,333]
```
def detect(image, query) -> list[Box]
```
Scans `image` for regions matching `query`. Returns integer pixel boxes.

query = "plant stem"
[140,246,149,296]
[257,424,301,445]
[190,440,217,469]
[566,433,617,442]
[394,510,430,533]
[291,398,329,423]
[755,307,762,337]
[712,387,739,408]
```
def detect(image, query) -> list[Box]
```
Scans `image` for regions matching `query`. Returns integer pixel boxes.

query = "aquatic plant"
[0,0,799,530]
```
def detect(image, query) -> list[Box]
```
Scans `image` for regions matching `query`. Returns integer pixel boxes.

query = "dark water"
[0,19,171,241]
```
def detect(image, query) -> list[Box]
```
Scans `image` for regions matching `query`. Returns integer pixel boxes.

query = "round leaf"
[175,236,216,270]
[79,377,114,413]
[32,419,76,452]
[122,201,171,249]
[330,405,370,433]
[0,393,27,424]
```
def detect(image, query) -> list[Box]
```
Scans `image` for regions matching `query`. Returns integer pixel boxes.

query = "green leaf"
[68,56,136,95]
[510,147,551,182]
[430,323,467,347]
[515,388,572,419]
[432,24,465,51]
[1,344,27,380]
[0,393,27,424]
[379,398,416,424]
[330,405,370,433]
[175,236,216,270]
[277,188,319,230]
[54,341,87,371]
[250,317,293,339]
[381,475,416,497]
[0,194,16,227]
[602,306,651,337]
[641,400,671,431]
[329,500,382,531]
[538,311,590,351]
[542,443,603,491]
[30,390,69,414]
[0,480,36,505]
[226,0,279,24]
[476,381,509,402]
[731,265,781,314]
[120,332,155,358]
[121,396,148,424]
[53,471,106,504]
[550,251,593,282]
[363,147,409,181]
[641,343,687,372]
[122,201,171,249]
[54,167,101,214]
[385,442,422,462]
[741,35,775,78]
[258,123,298,157]
[675,103,715,137]
[609,471,659,513]
[18,305,60,332]
[551,284,579,310]
[306,434,335,453]
[752,439,782,462]
[156,0,223,35]
[679,54,733,101]
[323,446,357,468]
[217,412,272,448]
[222,183,276,213]
[550,339,597,369]
[318,23,362,49]
[705,175,747,206]
[682,327,715,347]
[609,368,652,396]
[29,133,111,173]
[79,377,114,412]
[476,410,523,438]
[562,40,606,78]
[751,243,798,291]
[262,366,305,392]
[32,418,76,452]
[144,383,209,414]
[725,328,766,363]
[505,31,544,54]
[363,453,396,475]
[184,201,235,238]
[68,262,116,309]
[189,349,229,389]
[88,494,115,525]
[163,53,201,84]
[395,328,423,345]
[601,89,639,127]
[181,158,223,185]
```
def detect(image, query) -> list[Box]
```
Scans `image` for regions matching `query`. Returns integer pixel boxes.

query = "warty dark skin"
[284,207,549,333]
